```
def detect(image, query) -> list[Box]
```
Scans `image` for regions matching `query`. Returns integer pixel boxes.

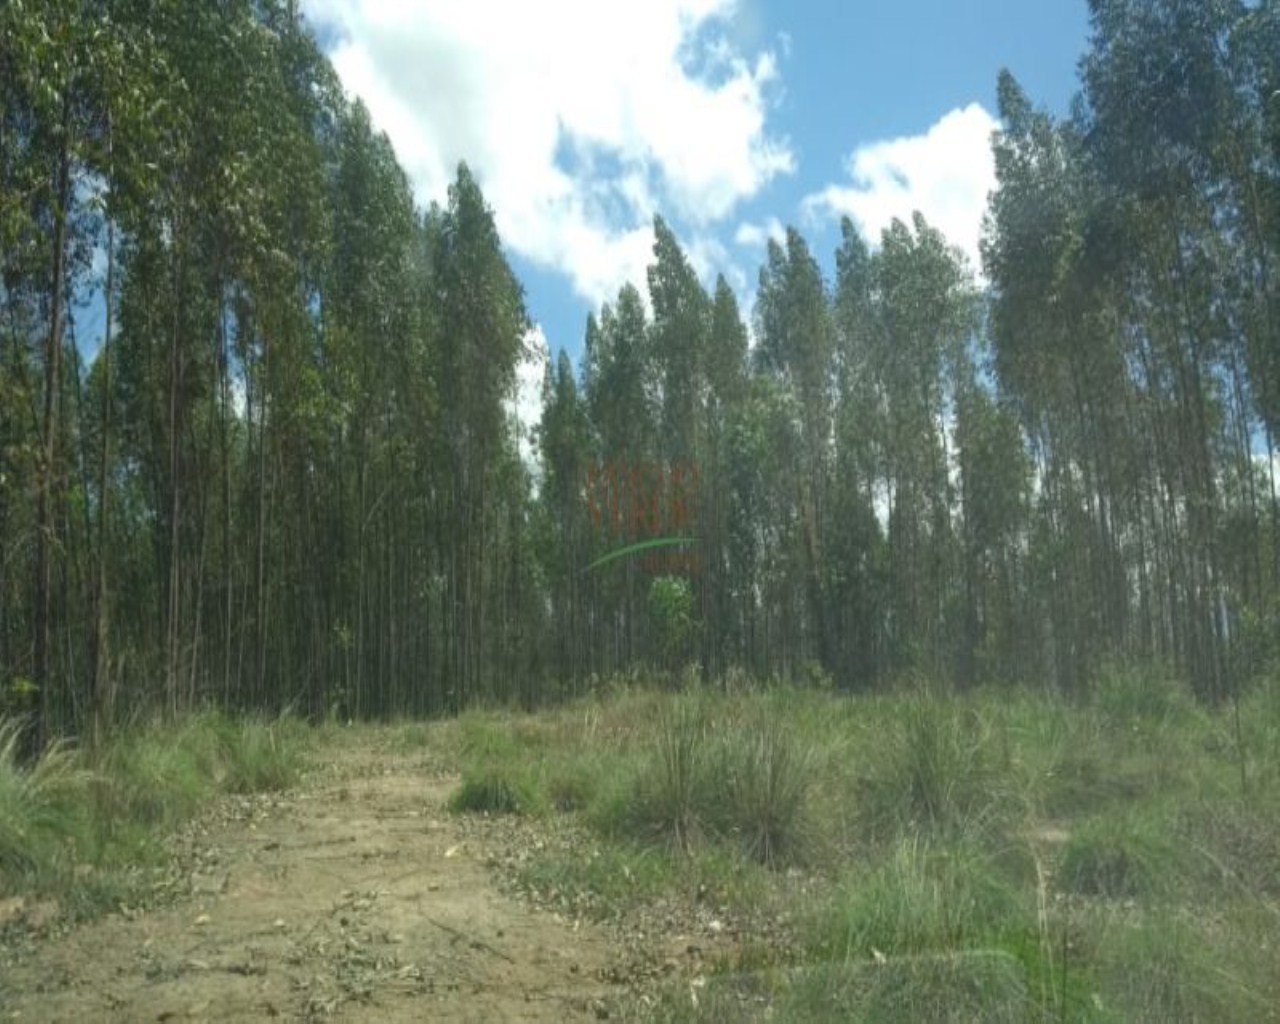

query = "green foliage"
[2,0,1279,743]
[648,575,697,669]
[780,953,1032,1024]
[415,683,1280,1022]
[542,754,603,813]
[614,952,1033,1024]
[220,716,308,794]
[455,714,523,762]
[397,723,432,751]
[91,713,305,833]
[518,844,674,921]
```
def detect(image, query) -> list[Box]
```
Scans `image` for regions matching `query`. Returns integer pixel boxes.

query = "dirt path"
[0,744,616,1022]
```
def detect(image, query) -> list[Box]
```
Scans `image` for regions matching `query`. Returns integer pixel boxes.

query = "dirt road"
[0,743,618,1022]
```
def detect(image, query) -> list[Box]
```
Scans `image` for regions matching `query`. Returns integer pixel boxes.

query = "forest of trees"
[2,0,1278,748]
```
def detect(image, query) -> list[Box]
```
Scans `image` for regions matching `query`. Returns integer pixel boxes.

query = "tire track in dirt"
[0,746,615,1022]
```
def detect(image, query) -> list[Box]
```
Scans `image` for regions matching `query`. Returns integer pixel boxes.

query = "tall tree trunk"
[91,156,116,747]
[218,290,234,709]
[31,106,72,757]
[255,331,269,704]
[166,225,186,720]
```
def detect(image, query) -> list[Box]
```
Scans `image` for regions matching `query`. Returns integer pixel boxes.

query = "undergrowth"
[446,668,1280,1022]
[0,711,307,919]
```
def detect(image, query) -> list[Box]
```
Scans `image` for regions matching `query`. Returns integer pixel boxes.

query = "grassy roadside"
[0,712,309,927]
[435,669,1280,1022]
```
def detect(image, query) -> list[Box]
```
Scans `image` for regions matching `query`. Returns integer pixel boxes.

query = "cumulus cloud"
[301,0,793,311]
[733,216,784,249]
[802,103,998,274]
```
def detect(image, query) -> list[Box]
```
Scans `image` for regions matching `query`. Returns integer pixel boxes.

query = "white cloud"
[302,0,793,310]
[802,103,998,275]
[733,216,784,249]
[508,324,550,469]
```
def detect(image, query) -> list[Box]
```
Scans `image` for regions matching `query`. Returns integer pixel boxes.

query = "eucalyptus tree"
[831,219,889,686]
[583,283,658,669]
[752,229,838,672]
[1075,0,1275,697]
[870,214,979,680]
[432,163,529,706]
[536,350,593,688]
[702,276,749,677]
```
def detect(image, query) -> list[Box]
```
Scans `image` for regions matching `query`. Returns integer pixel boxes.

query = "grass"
[439,668,1280,1022]
[808,836,1031,961]
[448,762,544,815]
[1058,813,1181,901]
[0,710,307,919]
[855,689,1024,840]
[583,694,819,865]
[6,666,1279,1020]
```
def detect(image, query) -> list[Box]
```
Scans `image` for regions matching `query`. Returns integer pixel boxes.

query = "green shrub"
[456,714,521,761]
[518,843,673,919]
[398,723,432,750]
[543,756,601,812]
[1174,798,1280,899]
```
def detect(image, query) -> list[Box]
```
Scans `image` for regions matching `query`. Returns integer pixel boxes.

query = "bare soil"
[0,742,622,1023]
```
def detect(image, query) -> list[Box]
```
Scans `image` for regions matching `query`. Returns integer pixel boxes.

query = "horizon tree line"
[1,0,1276,748]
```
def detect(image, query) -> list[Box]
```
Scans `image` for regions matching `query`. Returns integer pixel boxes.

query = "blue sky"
[300,2,1091,433]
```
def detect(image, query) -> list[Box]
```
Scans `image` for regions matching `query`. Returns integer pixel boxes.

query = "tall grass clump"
[2,711,307,909]
[809,836,1029,962]
[1093,660,1198,729]
[718,713,817,866]
[858,689,1020,840]
[592,695,818,866]
[0,719,89,893]
[92,712,305,835]
[621,696,711,853]
[219,714,308,793]
[1239,672,1280,788]
[1058,814,1181,901]
[447,762,543,816]
[1091,912,1271,1023]
[778,951,1033,1024]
